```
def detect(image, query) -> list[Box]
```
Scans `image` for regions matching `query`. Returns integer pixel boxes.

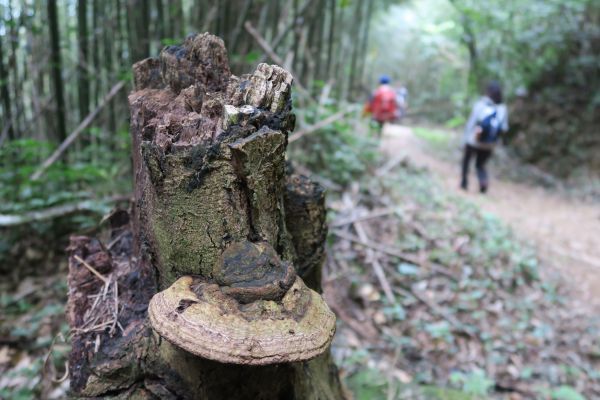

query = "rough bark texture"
[66,33,343,399]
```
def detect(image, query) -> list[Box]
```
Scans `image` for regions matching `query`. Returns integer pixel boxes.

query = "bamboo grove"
[0,0,399,147]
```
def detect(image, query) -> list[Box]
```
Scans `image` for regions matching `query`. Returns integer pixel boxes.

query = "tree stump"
[66,33,344,399]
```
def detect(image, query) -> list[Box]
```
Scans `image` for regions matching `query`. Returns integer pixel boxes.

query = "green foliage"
[368,1,468,122]
[345,368,388,400]
[450,0,594,91]
[0,129,132,269]
[369,0,600,176]
[0,130,130,216]
[412,127,452,148]
[289,107,380,186]
[449,370,494,397]
[550,386,586,400]
[344,365,477,400]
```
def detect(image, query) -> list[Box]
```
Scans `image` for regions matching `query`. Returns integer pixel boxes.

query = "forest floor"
[2,119,600,399]
[327,119,600,399]
[382,124,600,313]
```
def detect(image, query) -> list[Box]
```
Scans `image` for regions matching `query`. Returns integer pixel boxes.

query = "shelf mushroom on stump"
[66,32,344,399]
[149,241,335,365]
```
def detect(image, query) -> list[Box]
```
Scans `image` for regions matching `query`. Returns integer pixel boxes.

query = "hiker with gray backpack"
[460,81,509,193]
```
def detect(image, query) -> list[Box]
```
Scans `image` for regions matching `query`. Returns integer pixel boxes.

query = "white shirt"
[463,96,509,147]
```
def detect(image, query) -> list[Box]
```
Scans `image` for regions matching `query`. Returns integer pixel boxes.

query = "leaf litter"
[325,158,600,399]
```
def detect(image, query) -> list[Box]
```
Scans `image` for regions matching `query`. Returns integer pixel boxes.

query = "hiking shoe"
[460,181,468,191]
[480,185,488,194]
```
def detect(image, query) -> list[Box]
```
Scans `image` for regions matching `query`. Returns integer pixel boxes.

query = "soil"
[382,124,600,312]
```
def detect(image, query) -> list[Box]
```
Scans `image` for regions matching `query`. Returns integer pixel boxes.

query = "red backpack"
[371,86,398,122]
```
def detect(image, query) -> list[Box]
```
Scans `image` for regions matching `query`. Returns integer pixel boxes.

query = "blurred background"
[1,0,599,399]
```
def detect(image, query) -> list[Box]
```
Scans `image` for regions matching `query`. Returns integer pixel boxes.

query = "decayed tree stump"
[66,33,343,399]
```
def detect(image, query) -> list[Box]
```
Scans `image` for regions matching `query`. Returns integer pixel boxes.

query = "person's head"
[485,81,503,104]
[379,75,391,85]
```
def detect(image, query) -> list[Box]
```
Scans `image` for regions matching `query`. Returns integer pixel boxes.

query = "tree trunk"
[103,0,117,138]
[325,0,336,83]
[127,0,150,64]
[47,0,67,142]
[154,0,165,45]
[8,0,23,136]
[347,0,364,100]
[77,0,89,122]
[92,0,101,106]
[356,0,373,90]
[66,33,344,400]
[0,25,14,140]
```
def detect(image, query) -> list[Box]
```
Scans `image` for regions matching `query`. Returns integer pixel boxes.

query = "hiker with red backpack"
[460,81,509,193]
[368,75,399,135]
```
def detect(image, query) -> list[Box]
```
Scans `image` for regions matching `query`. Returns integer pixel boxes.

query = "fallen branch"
[375,154,407,177]
[288,108,356,143]
[333,229,423,266]
[332,229,456,280]
[330,208,396,228]
[293,163,342,192]
[0,195,130,227]
[30,81,126,181]
[354,221,396,304]
[259,0,316,62]
[73,255,110,285]
[393,284,475,338]
[244,22,315,102]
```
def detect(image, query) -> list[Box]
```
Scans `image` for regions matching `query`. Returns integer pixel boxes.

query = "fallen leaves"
[327,161,599,398]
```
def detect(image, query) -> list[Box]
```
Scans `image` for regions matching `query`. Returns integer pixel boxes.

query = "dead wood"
[66,33,343,400]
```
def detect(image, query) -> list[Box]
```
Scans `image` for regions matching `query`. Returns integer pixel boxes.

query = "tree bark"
[66,33,344,400]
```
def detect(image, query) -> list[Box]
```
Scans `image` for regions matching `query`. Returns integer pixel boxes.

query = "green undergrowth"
[325,131,598,398]
[0,130,132,275]
[412,126,454,150]
[288,105,380,187]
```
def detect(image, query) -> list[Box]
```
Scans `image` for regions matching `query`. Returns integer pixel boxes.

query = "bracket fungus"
[148,241,336,365]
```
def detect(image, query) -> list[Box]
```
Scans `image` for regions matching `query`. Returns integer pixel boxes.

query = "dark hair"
[486,81,503,104]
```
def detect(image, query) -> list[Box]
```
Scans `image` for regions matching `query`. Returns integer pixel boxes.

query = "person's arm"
[464,101,481,144]
[501,105,509,133]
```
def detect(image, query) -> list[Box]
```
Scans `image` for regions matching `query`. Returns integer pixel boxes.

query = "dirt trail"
[382,124,600,311]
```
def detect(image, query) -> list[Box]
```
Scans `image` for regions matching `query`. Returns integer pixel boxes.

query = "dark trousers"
[461,144,492,191]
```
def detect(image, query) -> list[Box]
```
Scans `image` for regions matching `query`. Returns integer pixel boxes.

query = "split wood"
[244,21,315,102]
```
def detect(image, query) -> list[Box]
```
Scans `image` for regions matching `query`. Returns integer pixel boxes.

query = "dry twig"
[289,108,357,143]
[354,221,396,304]
[73,255,109,285]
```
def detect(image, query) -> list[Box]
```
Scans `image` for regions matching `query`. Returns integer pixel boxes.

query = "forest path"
[381,124,600,311]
